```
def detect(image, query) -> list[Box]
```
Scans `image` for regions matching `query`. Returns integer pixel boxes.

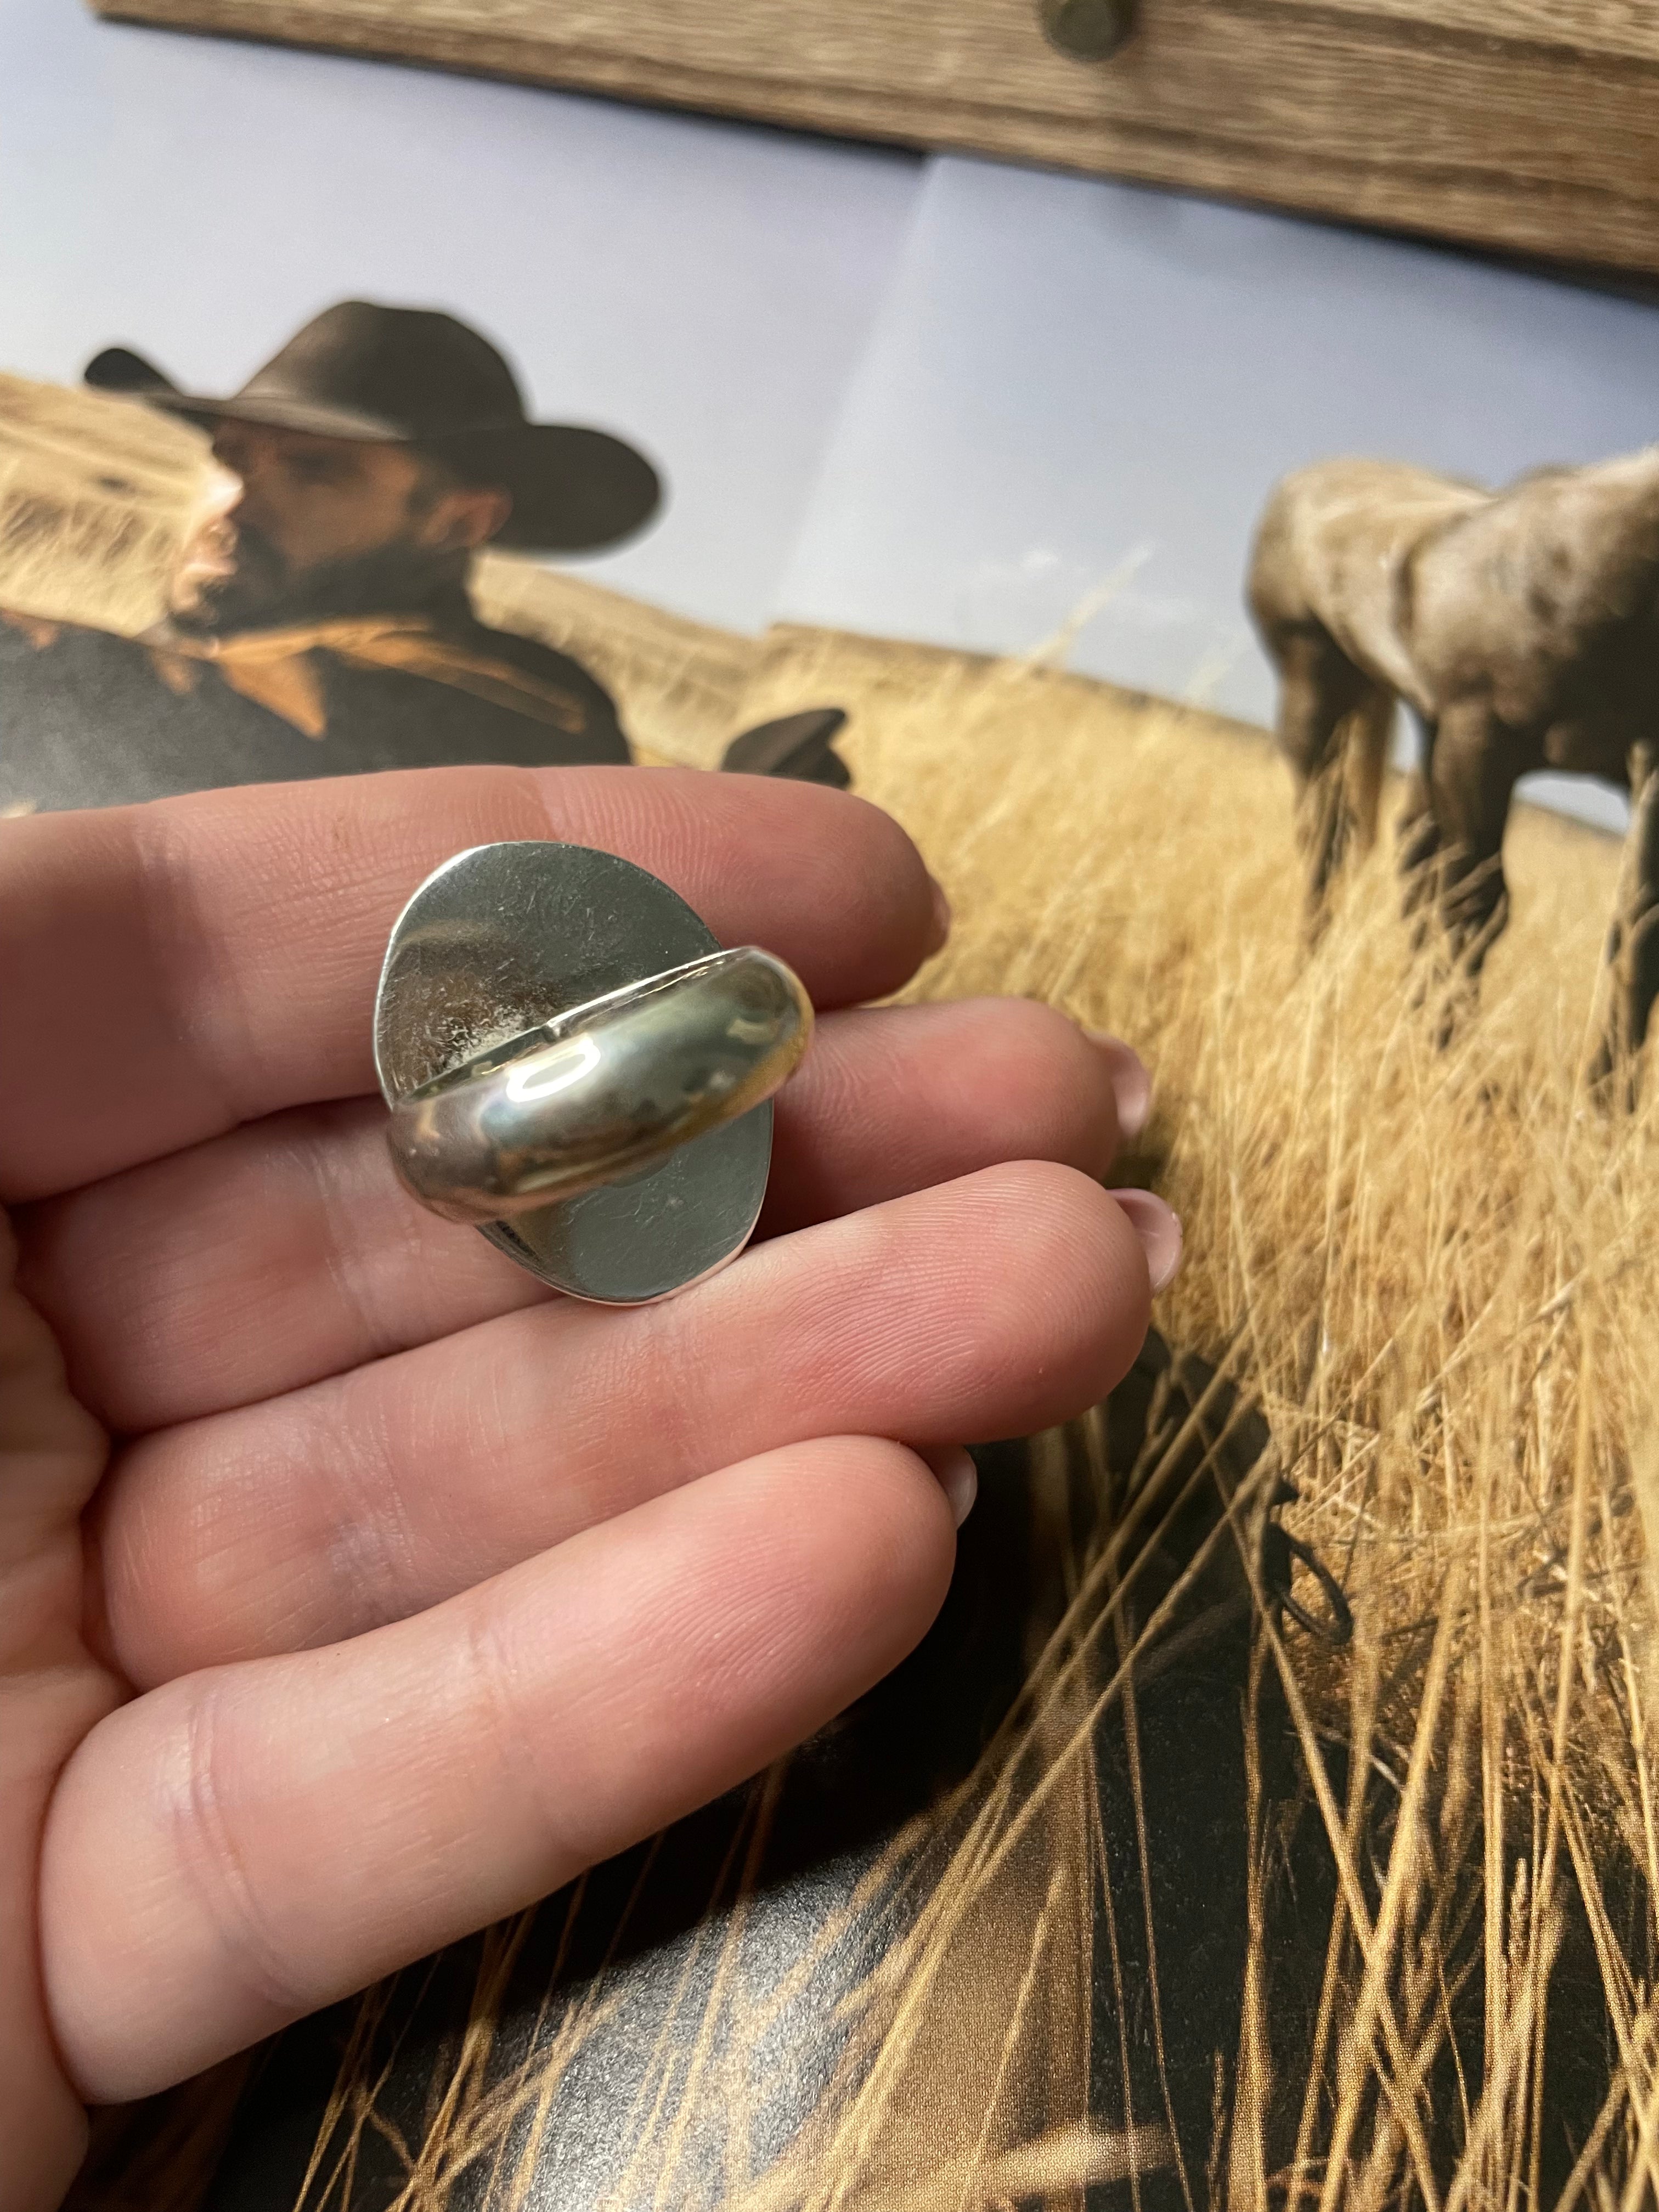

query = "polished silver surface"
[374,842,811,1304]
[387,947,810,1225]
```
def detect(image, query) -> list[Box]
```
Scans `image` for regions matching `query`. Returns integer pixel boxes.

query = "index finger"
[0,766,946,1203]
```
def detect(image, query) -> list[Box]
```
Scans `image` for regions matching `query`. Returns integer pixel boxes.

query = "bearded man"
[0,302,662,812]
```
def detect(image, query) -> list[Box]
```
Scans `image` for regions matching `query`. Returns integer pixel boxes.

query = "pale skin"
[170,420,511,622]
[1,764,1175,2209]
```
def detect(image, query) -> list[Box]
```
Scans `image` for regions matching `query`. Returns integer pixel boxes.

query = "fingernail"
[931,1446,978,1528]
[1107,1187,1183,1293]
[926,876,952,957]
[1084,1030,1151,1140]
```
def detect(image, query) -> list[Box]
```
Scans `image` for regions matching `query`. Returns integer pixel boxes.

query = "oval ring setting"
[373,840,814,1305]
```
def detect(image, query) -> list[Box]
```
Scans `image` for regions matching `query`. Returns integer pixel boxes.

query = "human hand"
[0,765,1177,2208]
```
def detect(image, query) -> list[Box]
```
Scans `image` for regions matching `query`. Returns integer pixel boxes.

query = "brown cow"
[1246,451,1659,1086]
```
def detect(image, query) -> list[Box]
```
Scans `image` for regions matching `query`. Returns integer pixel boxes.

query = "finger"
[97,1163,1156,1685]
[41,994,1131,1430]
[24,998,1142,1434]
[44,1436,956,2104]
[0,1217,118,2210]
[0,765,944,1204]
[759,999,1143,1236]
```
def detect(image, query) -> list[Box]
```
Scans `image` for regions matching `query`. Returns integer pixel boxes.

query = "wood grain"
[88,0,1659,276]
[1272,0,1659,65]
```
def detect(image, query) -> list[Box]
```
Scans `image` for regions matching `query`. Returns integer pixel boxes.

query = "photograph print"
[28,52,1659,2209]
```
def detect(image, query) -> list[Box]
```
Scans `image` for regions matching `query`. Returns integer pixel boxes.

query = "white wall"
[9,9,1655,831]
[780,157,1659,829]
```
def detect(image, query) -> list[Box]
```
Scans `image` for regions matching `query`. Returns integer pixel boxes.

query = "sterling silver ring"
[374,842,814,1305]
[387,946,811,1225]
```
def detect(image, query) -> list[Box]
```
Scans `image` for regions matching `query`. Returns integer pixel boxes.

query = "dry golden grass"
[763,621,1647,1737]
[0,371,205,634]
[19,365,1657,2203]
[472,552,757,767]
[221,626,1659,2212]
[732,622,1659,2209]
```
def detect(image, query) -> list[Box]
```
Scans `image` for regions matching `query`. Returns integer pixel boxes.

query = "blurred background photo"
[778,153,1659,830]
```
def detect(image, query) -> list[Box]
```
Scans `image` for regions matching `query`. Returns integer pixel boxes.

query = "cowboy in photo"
[0,301,662,810]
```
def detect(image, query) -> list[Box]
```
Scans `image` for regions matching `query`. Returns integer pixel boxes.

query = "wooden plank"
[1270,0,1659,66]
[89,0,1659,276]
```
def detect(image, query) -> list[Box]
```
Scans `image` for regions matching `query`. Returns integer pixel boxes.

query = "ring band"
[386,945,812,1227]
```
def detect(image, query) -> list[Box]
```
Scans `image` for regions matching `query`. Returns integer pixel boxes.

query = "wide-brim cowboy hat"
[84,299,663,556]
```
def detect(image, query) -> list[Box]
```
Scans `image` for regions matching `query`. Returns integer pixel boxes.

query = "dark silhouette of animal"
[1246,453,1659,1086]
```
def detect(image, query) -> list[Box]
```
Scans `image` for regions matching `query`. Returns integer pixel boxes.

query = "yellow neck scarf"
[142,616,590,741]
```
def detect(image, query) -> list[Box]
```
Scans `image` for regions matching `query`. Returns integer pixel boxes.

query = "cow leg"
[1398,720,1443,1015]
[1397,710,1440,946]
[1343,685,1396,859]
[1622,743,1659,1057]
[1271,626,1386,941]
[1424,702,1518,1043]
[1589,740,1659,1104]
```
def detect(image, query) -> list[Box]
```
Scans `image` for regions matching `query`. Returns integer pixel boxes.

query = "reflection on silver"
[373,841,813,1304]
[387,946,812,1226]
